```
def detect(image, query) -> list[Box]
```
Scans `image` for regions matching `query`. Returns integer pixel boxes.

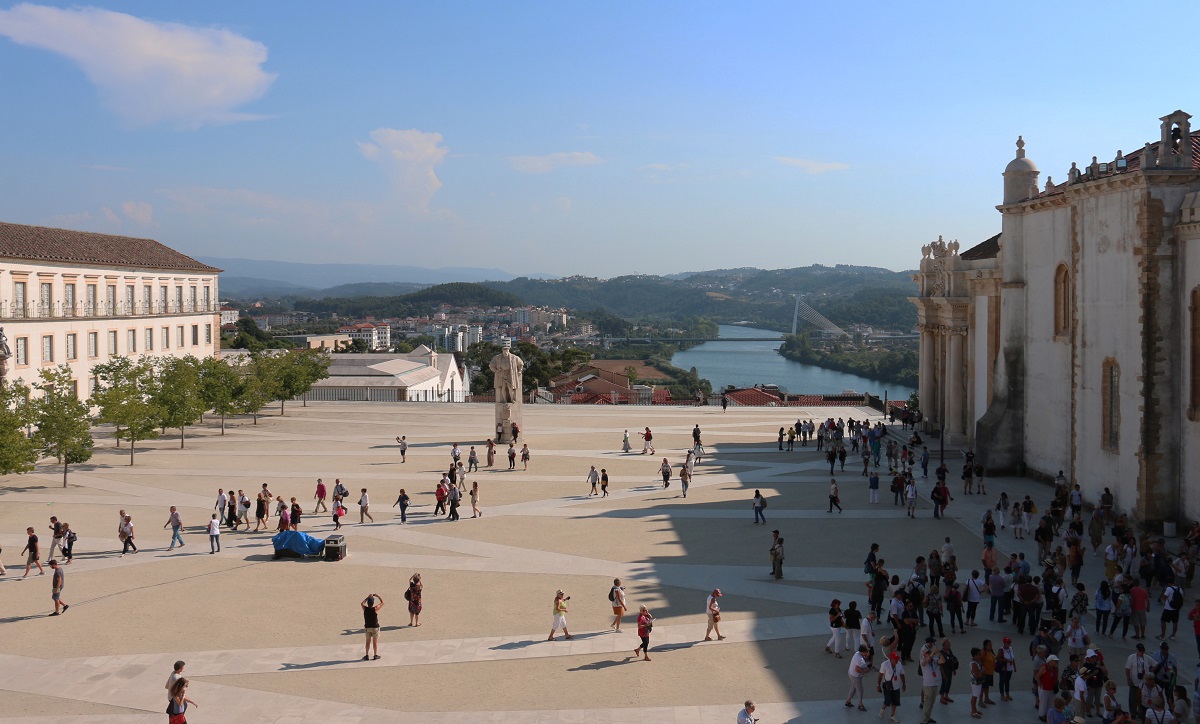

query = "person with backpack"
[945,582,965,634]
[752,490,767,525]
[609,578,627,631]
[1160,583,1185,641]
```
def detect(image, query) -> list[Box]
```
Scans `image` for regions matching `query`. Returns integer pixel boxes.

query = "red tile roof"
[725,388,782,406]
[0,221,220,272]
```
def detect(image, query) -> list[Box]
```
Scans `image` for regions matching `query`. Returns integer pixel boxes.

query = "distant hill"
[219,276,317,298]
[317,281,427,297]
[294,282,525,318]
[200,257,535,289]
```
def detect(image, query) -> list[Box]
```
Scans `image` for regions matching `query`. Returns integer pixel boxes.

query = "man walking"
[21,526,44,577]
[313,479,328,513]
[46,516,65,562]
[447,483,461,522]
[358,488,374,523]
[214,488,227,520]
[48,559,68,615]
[705,588,726,641]
[876,650,906,722]
[207,514,221,554]
[163,506,185,550]
[361,594,383,661]
[586,465,600,496]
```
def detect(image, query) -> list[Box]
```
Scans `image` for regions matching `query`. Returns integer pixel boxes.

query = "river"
[670,324,914,399]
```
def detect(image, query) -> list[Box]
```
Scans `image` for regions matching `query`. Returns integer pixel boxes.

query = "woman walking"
[640,427,655,455]
[486,439,496,467]
[119,515,137,556]
[289,498,302,531]
[752,490,766,525]
[254,493,267,532]
[548,589,572,641]
[622,429,632,453]
[679,463,690,498]
[633,605,653,661]
[467,446,479,473]
[660,458,672,489]
[610,578,627,631]
[166,678,197,724]
[998,636,1016,702]
[828,479,843,513]
[826,598,846,658]
[392,488,410,524]
[470,482,482,518]
[520,444,531,471]
[332,495,345,531]
[406,573,423,626]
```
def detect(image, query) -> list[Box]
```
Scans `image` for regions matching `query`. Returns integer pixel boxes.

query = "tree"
[153,356,206,448]
[272,349,331,411]
[199,356,240,434]
[230,355,271,424]
[92,356,161,465]
[624,365,638,387]
[0,380,38,476]
[31,366,94,487]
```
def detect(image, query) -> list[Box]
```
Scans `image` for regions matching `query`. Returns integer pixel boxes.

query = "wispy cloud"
[121,200,153,226]
[0,3,275,127]
[773,156,850,174]
[357,128,449,213]
[508,151,603,174]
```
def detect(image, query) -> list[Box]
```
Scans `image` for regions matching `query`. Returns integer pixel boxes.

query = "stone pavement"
[0,403,1131,722]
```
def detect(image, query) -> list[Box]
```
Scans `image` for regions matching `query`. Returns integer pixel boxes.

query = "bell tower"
[1158,110,1192,169]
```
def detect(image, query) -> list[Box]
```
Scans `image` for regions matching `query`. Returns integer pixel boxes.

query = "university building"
[913,110,1200,527]
[0,222,221,399]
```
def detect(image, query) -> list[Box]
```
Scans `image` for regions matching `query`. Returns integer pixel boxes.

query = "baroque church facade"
[913,110,1200,527]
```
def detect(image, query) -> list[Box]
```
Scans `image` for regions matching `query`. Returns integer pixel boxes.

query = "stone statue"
[489,344,525,442]
[0,326,9,386]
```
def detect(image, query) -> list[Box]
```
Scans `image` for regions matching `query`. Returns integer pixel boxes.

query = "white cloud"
[0,3,275,127]
[121,201,153,225]
[357,128,449,213]
[101,207,120,224]
[773,156,850,174]
[508,151,603,174]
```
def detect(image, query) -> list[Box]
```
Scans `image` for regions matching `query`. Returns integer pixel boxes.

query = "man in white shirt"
[1126,643,1151,718]
[1159,583,1183,640]
[214,489,227,518]
[917,636,941,724]
[845,644,873,710]
[877,651,906,722]
[358,488,374,523]
[736,700,757,724]
[586,466,600,496]
[941,537,954,564]
[860,611,877,654]
[165,660,185,692]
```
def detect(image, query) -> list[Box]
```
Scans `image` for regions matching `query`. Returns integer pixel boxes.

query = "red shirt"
[1130,586,1150,612]
[637,612,653,637]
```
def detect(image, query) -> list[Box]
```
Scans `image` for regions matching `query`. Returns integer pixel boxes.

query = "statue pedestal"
[494,401,523,443]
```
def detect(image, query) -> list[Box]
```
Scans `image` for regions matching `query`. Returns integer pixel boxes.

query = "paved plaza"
[0,402,1121,722]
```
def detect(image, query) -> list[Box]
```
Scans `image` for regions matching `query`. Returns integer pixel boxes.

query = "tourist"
[507,443,517,469]
[964,570,984,626]
[467,445,479,472]
[548,589,572,641]
[434,477,448,515]
[456,460,467,482]
[721,395,728,412]
[752,490,766,525]
[289,498,302,530]
[237,490,251,530]
[406,573,423,626]
[980,638,998,705]
[1037,654,1060,720]
[1132,580,1151,640]
[391,488,410,523]
[633,605,653,661]
[60,523,74,564]
[737,699,757,723]
[332,496,345,530]
[358,488,374,523]
[770,536,785,580]
[166,678,197,723]
[679,461,690,498]
[47,559,68,615]
[938,637,957,705]
[640,427,655,454]
[225,493,238,529]
[313,479,328,513]
[705,588,725,641]
[276,502,290,533]
[165,660,185,693]
[877,650,906,722]
[1172,685,1191,723]
[206,514,221,554]
[361,594,383,661]
[778,427,786,451]
[660,458,671,489]
[828,478,842,513]
[786,425,796,451]
[905,477,917,517]
[164,506,185,550]
[917,636,940,724]
[600,468,609,497]
[446,482,461,522]
[470,481,481,518]
[396,435,408,463]
[622,429,631,452]
[610,578,627,631]
[846,643,874,711]
[214,488,227,523]
[1160,581,1185,641]
[945,582,964,634]
[511,421,520,442]
[261,484,274,518]
[45,516,64,562]
[274,495,287,521]
[484,439,495,466]
[119,515,137,556]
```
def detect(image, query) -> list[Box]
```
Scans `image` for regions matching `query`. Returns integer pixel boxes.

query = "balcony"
[0,300,220,320]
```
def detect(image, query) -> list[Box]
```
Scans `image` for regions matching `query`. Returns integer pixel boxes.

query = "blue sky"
[0,2,1191,277]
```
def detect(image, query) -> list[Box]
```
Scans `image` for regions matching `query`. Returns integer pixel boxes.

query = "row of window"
[11,324,213,366]
[8,280,214,318]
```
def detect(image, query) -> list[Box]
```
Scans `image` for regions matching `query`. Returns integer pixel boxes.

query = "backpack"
[66,530,77,543]
[943,651,959,673]
[1169,586,1184,610]
[759,498,768,510]
[608,586,617,603]
[404,588,412,601]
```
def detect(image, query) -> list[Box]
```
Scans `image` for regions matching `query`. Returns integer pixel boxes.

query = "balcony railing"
[0,300,220,320]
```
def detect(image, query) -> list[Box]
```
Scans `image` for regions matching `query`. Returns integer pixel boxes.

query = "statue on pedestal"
[0,327,9,387]
[489,342,525,443]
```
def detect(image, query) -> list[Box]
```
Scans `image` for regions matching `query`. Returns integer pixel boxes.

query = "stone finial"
[921,244,931,259]
[1045,176,1054,191]
[1015,136,1026,158]
[1069,162,1080,182]
[949,240,960,254]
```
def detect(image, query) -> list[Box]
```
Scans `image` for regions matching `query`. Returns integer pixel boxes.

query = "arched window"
[1054,264,1071,337]
[1191,287,1200,419]
[1102,358,1119,451]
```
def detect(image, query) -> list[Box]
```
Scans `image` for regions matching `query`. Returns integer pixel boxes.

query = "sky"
[0,1,1193,278]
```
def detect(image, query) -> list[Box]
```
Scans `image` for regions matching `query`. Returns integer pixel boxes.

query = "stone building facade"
[915,110,1200,527]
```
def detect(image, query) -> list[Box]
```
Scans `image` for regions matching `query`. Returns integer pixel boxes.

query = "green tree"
[0,380,38,476]
[199,356,240,434]
[153,356,206,448]
[92,356,161,465]
[31,366,94,487]
[273,349,331,411]
[230,355,271,424]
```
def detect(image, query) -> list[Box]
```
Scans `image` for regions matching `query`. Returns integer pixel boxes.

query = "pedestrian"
[236,490,251,530]
[1160,581,1184,641]
[660,457,672,489]
[721,394,728,412]
[447,483,461,522]
[226,494,238,529]
[406,573,423,626]
[214,488,227,523]
[779,426,786,451]
[846,643,874,711]
[276,501,290,532]
[600,468,609,497]
[705,588,726,641]
[163,507,185,550]
[47,559,68,615]
[358,488,374,523]
[938,637,957,705]
[61,523,75,564]
[253,493,267,532]
[640,427,655,454]
[752,489,766,524]
[622,429,632,453]
[918,637,941,724]
[166,677,197,723]
[828,478,843,513]
[771,536,785,580]
[968,646,984,718]
[633,605,653,661]
[877,650,906,722]
[1037,653,1060,720]
[610,578,627,631]
[587,465,600,496]
[998,636,1017,702]
[964,570,984,626]
[332,495,345,530]
[507,443,517,469]
[313,479,328,513]
[905,478,918,517]
[548,589,573,641]
[486,439,496,466]
[119,515,137,556]
[392,488,410,523]
[520,444,530,470]
[165,660,185,694]
[206,514,221,554]
[361,594,383,661]
[468,446,479,472]
[980,638,998,705]
[679,463,690,498]
[434,478,448,515]
[511,421,520,442]
[395,435,408,463]
[290,497,302,530]
[46,516,64,562]
[260,484,273,518]
[737,699,757,723]
[470,481,481,518]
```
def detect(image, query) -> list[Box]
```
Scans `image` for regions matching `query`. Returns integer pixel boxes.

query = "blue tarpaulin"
[271,530,326,556]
